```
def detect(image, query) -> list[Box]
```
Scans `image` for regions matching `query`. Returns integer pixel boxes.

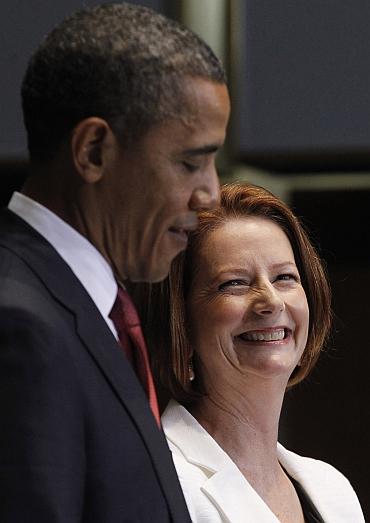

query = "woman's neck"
[188,378,305,523]
[189,377,286,485]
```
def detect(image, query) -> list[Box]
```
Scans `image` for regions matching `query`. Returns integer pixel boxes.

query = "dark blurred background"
[1,0,369,517]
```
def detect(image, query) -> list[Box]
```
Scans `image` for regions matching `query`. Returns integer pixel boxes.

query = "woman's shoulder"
[278,442,353,485]
[278,443,365,521]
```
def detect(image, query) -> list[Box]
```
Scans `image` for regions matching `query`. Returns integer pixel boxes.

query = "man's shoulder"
[0,208,75,300]
[0,207,33,234]
[0,208,45,264]
[0,211,51,299]
[0,211,71,324]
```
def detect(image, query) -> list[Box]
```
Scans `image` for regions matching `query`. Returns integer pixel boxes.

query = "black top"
[290,475,325,523]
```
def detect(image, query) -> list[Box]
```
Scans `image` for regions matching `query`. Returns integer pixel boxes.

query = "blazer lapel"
[201,468,281,523]
[277,443,362,523]
[163,401,281,523]
[0,210,190,522]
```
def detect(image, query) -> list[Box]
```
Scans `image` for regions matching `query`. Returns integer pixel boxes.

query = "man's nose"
[189,166,220,211]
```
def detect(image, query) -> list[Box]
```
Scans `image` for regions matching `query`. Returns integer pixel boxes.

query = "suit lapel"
[0,210,190,522]
[73,290,191,521]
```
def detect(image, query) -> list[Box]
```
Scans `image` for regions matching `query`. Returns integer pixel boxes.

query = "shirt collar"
[8,192,117,332]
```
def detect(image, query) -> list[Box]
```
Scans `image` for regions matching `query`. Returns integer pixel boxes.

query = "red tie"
[109,287,161,427]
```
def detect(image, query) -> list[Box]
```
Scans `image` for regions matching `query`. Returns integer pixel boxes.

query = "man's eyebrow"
[182,144,221,156]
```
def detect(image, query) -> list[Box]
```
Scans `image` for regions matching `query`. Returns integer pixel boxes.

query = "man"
[0,3,230,522]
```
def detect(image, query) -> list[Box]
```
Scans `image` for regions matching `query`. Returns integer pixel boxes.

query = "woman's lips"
[238,328,291,342]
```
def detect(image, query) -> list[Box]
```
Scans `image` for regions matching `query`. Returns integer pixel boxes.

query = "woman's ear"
[71,117,112,184]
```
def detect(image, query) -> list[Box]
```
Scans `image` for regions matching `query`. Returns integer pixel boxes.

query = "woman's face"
[187,216,309,388]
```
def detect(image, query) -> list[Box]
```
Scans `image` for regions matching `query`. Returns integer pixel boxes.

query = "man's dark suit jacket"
[0,209,191,523]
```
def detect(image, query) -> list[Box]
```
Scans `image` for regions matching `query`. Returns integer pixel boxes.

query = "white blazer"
[162,400,365,523]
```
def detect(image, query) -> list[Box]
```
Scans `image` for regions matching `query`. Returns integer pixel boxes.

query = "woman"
[134,183,364,522]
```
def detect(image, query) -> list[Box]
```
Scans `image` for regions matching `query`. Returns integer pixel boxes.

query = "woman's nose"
[252,283,285,316]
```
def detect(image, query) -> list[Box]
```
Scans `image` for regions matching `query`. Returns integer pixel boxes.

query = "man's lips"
[168,227,189,245]
[168,224,197,248]
[169,219,198,234]
[168,218,198,237]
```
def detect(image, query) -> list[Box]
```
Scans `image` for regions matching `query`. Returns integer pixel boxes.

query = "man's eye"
[182,161,199,173]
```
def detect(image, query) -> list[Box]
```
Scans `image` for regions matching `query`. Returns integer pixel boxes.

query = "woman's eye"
[276,273,299,282]
[219,279,247,290]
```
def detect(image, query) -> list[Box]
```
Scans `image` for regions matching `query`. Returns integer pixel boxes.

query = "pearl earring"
[189,359,195,382]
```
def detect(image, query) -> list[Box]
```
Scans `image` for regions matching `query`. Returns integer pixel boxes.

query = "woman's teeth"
[241,329,285,342]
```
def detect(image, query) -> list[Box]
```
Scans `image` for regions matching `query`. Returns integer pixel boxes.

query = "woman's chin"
[238,353,300,383]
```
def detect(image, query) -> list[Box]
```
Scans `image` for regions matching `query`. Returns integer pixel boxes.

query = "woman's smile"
[237,327,290,343]
[187,216,309,383]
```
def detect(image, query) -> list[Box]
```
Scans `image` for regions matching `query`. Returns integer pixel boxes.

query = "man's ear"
[71,117,112,184]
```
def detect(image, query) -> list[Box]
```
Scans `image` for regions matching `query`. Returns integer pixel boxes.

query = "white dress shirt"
[8,192,118,336]
[162,400,365,523]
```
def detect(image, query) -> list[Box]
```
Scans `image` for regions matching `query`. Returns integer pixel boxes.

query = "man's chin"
[126,260,171,284]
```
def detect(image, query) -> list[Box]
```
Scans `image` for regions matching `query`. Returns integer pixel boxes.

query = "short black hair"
[22,2,226,163]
